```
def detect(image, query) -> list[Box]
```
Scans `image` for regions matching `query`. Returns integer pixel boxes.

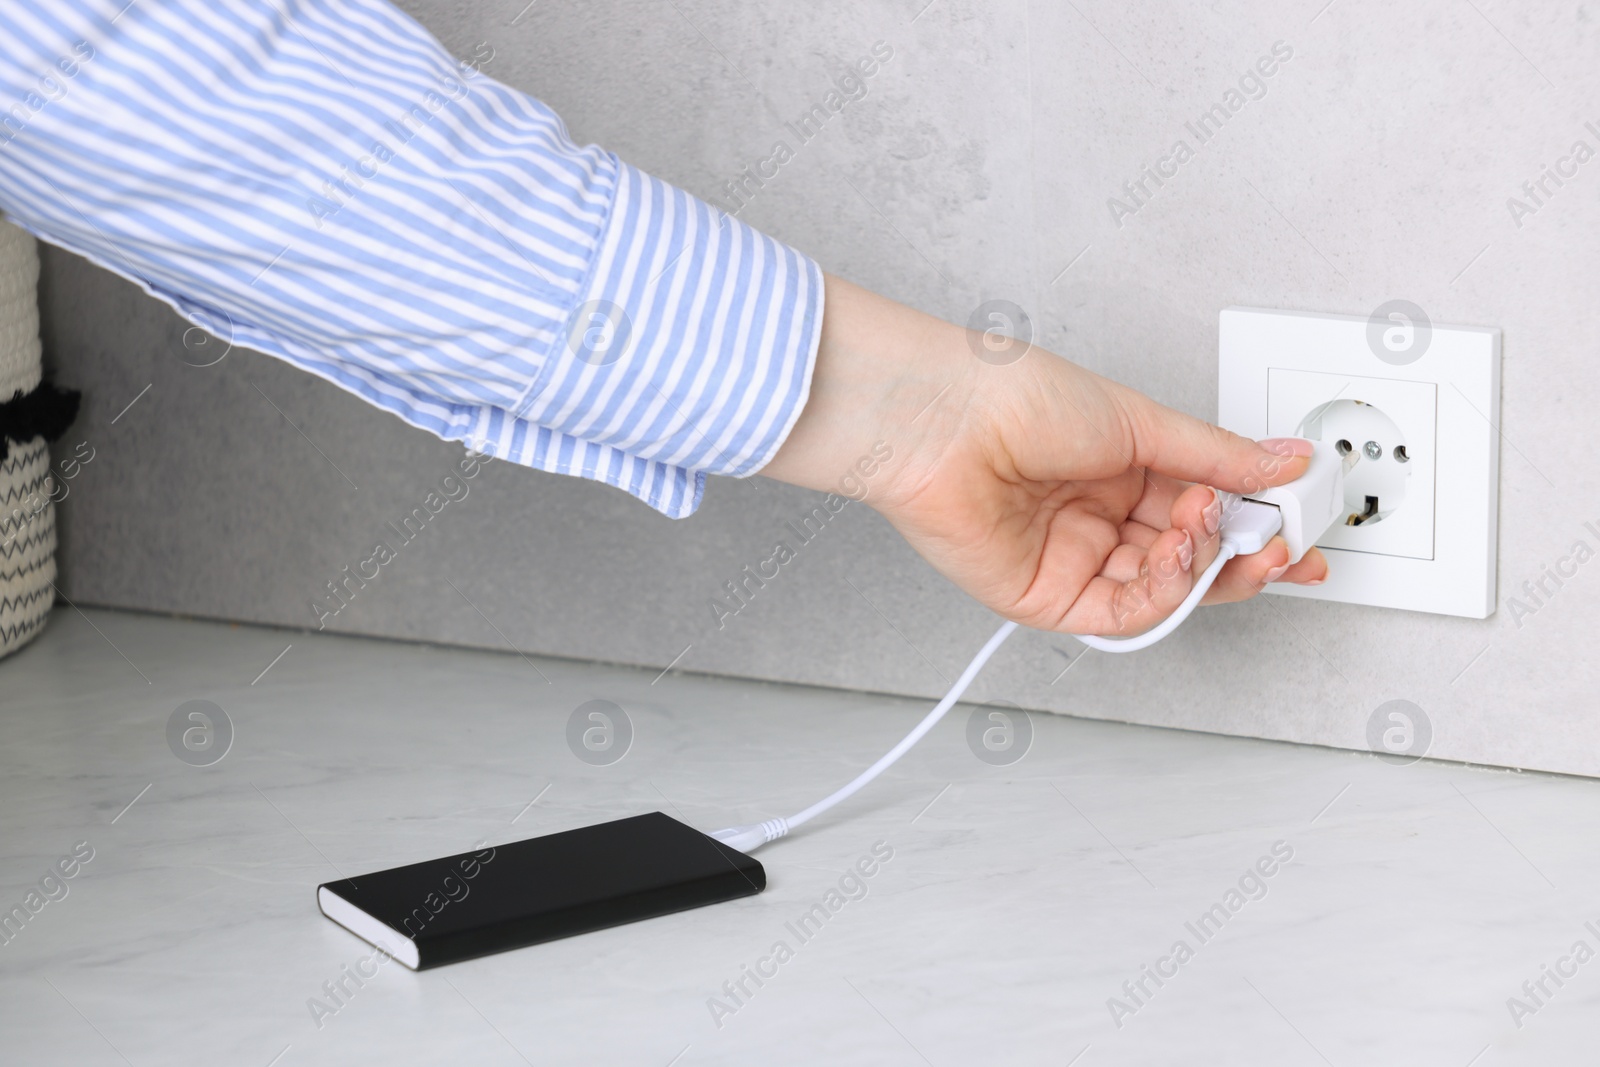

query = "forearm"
[760,273,977,506]
[0,0,822,519]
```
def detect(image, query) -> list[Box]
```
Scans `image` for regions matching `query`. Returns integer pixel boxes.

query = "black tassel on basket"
[0,380,81,463]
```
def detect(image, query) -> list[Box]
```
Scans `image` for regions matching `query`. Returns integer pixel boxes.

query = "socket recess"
[1218,306,1501,618]
[1269,369,1435,560]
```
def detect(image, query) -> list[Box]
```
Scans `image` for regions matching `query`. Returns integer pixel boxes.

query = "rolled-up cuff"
[492,158,823,518]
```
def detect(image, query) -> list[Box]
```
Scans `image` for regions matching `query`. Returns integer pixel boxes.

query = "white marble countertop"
[3,607,1597,1066]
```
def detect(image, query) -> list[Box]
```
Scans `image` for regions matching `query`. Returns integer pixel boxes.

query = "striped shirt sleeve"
[0,0,824,518]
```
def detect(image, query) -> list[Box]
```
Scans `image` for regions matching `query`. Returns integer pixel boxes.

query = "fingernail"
[1202,489,1221,536]
[1176,531,1194,572]
[1260,437,1315,458]
[1304,577,1327,586]
[1263,563,1290,584]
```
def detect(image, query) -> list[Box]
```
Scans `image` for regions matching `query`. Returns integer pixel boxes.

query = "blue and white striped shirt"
[0,0,823,517]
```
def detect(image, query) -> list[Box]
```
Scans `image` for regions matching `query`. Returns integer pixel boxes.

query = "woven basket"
[0,222,57,658]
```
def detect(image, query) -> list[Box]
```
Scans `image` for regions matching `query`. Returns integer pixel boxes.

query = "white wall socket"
[1218,306,1501,618]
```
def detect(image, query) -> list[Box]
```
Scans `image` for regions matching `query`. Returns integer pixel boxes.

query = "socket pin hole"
[1394,445,1409,463]
[1335,439,1352,456]
[1346,495,1381,526]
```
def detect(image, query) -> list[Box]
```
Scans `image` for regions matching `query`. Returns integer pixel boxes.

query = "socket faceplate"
[1219,307,1501,618]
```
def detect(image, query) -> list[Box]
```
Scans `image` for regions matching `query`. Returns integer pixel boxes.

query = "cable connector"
[709,819,788,853]
[1214,493,1282,556]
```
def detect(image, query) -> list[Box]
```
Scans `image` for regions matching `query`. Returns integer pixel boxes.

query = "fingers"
[1061,490,1209,636]
[1122,469,1188,530]
[1167,482,1224,580]
[1107,486,1225,579]
[1058,497,1328,638]
[1100,542,1152,580]
[1123,467,1330,605]
[1202,541,1329,605]
[1104,481,1214,580]
[1100,525,1198,635]
[1114,385,1315,495]
[1096,485,1220,634]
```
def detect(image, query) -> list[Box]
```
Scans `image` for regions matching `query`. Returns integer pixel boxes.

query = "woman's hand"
[760,274,1328,636]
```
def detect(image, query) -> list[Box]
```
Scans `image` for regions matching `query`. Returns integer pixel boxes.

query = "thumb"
[1115,387,1313,493]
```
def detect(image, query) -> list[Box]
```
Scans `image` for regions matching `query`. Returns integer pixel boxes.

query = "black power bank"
[316,811,764,969]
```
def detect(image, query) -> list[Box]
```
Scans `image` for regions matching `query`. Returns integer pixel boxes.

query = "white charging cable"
[710,620,1020,852]
[711,444,1350,854]
[1072,494,1281,653]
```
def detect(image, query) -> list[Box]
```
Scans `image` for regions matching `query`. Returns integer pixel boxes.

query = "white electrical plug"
[1236,440,1351,564]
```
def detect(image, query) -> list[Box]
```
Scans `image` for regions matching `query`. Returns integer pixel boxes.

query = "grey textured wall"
[39,1,1600,774]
